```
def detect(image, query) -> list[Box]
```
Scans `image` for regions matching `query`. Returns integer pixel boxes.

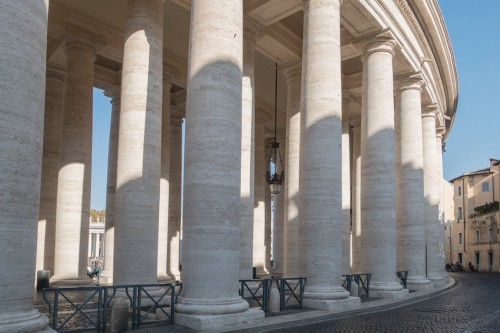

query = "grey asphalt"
[136,272,500,333]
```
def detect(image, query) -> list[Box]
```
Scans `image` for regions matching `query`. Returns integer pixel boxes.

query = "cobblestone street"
[250,273,500,333]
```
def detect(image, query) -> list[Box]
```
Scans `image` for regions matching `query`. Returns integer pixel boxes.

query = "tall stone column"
[341,110,351,275]
[272,132,286,277]
[158,75,172,282]
[114,0,163,285]
[436,128,449,282]
[52,39,96,284]
[240,19,260,279]
[265,166,272,273]
[350,118,361,273]
[422,104,444,287]
[101,85,120,284]
[395,77,431,291]
[283,63,301,277]
[299,0,358,311]
[253,109,270,277]
[359,37,407,299]
[167,106,183,280]
[37,68,65,276]
[175,1,263,329]
[0,2,53,331]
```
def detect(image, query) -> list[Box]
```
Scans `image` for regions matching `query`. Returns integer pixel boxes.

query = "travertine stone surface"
[114,0,163,285]
[101,85,121,284]
[240,23,256,280]
[52,40,96,284]
[395,78,431,288]
[254,109,270,277]
[436,129,448,282]
[422,105,444,286]
[167,106,183,280]
[158,77,172,282]
[272,132,286,277]
[350,119,361,273]
[283,63,301,277]
[37,69,65,277]
[0,1,53,332]
[341,111,351,274]
[175,0,257,322]
[359,38,403,292]
[265,169,272,274]
[299,0,350,302]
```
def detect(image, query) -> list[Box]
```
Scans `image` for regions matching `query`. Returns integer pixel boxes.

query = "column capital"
[163,63,180,85]
[356,30,397,58]
[103,84,121,102]
[64,26,105,53]
[171,105,185,119]
[243,16,267,43]
[395,73,424,92]
[256,107,271,124]
[422,103,438,118]
[281,60,302,83]
[46,65,65,81]
[350,115,361,128]
[436,126,446,140]
[64,40,97,61]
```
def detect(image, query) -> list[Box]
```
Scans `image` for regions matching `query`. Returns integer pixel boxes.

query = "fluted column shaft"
[0,2,52,331]
[253,110,269,276]
[359,39,402,292]
[101,85,120,283]
[299,0,349,301]
[167,107,183,280]
[341,112,351,274]
[37,69,65,276]
[53,40,96,283]
[240,23,257,279]
[176,0,249,316]
[350,120,361,272]
[395,79,430,287]
[158,77,172,280]
[422,106,444,285]
[283,64,301,277]
[114,0,163,285]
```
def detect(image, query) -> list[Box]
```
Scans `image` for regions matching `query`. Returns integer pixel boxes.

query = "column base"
[99,271,113,285]
[406,277,433,292]
[428,276,445,288]
[370,288,409,300]
[304,296,360,312]
[50,277,93,286]
[157,274,176,283]
[174,308,264,331]
[0,309,55,333]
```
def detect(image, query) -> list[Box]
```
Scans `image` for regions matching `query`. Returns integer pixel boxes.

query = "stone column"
[253,109,270,277]
[341,110,351,275]
[101,85,120,284]
[265,166,272,273]
[350,118,361,273]
[114,0,163,285]
[240,19,259,280]
[395,77,431,291]
[422,105,444,287]
[37,68,65,277]
[436,127,449,282]
[272,132,286,277]
[167,106,183,280]
[52,39,96,284]
[158,75,172,282]
[175,1,263,329]
[299,0,357,311]
[0,2,52,332]
[359,37,407,299]
[283,63,301,277]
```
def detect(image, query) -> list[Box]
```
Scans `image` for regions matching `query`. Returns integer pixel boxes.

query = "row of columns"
[0,0,449,331]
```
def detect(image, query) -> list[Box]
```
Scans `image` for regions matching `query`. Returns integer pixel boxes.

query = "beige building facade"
[447,159,500,272]
[0,0,457,331]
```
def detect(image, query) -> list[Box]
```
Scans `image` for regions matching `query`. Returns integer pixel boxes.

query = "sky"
[90,1,500,209]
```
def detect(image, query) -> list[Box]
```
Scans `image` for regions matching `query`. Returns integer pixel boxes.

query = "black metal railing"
[42,283,181,332]
[239,277,306,312]
[342,273,371,297]
[396,271,408,289]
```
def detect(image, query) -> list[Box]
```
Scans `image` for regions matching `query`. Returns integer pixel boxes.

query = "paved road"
[253,273,500,333]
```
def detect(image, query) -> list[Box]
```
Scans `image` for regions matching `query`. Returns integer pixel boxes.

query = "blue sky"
[90,1,500,209]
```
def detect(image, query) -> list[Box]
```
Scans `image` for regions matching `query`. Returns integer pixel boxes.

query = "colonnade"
[0,0,453,331]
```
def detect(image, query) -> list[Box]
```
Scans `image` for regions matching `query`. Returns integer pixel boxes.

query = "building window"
[458,207,463,221]
[458,185,462,196]
[489,228,493,242]
[458,233,462,244]
[458,253,462,264]
[475,230,480,243]
[482,181,490,192]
